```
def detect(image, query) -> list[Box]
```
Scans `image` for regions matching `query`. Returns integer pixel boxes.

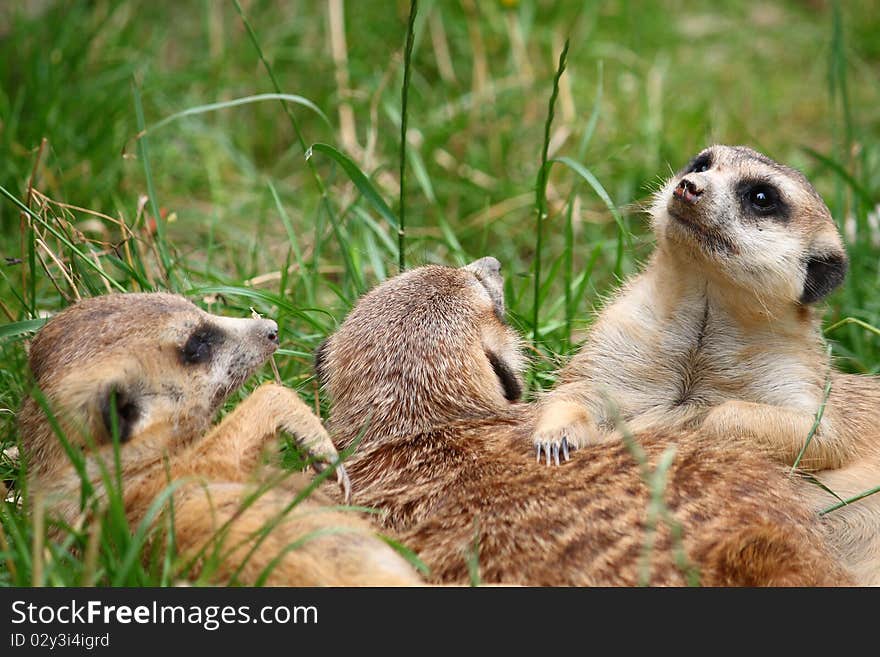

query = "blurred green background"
[1,0,879,410]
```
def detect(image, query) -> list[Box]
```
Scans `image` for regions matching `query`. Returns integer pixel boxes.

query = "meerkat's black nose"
[674,177,703,205]
[264,320,279,344]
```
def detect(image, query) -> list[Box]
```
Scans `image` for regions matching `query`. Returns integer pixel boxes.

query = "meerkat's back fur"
[317,260,851,586]
[18,292,422,586]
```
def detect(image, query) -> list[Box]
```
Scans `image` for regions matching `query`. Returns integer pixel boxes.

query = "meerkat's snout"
[201,315,280,377]
[673,177,704,206]
[266,321,279,344]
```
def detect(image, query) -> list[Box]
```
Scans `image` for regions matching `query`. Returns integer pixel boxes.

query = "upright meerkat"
[531,144,880,583]
[316,259,852,586]
[17,293,422,586]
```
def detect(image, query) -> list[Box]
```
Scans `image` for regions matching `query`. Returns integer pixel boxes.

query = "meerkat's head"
[18,293,279,478]
[315,257,525,446]
[651,144,847,306]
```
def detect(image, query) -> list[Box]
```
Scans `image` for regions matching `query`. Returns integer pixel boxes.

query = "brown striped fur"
[318,260,851,586]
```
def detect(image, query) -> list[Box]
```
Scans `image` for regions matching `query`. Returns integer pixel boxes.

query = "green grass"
[1,0,879,586]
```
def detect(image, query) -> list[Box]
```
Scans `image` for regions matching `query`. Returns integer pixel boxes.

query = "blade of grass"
[0,318,46,341]
[800,474,846,505]
[533,38,569,346]
[824,316,880,338]
[790,346,833,474]
[550,156,630,277]
[31,492,45,586]
[307,143,399,229]
[144,93,331,135]
[398,0,418,272]
[465,517,481,587]
[0,510,19,581]
[112,479,191,586]
[131,78,175,288]
[378,534,431,577]
[185,285,335,332]
[564,61,603,346]
[820,484,880,516]
[267,180,314,306]
[26,220,36,318]
[1,500,31,580]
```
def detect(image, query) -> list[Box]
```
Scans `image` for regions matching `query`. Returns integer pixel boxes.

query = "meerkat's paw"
[532,400,598,466]
[249,382,352,503]
[280,422,352,505]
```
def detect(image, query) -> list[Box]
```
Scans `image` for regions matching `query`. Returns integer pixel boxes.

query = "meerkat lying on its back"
[316,259,851,586]
[532,144,880,583]
[17,293,422,586]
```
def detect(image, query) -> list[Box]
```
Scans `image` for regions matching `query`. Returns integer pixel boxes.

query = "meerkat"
[17,292,422,586]
[530,144,880,583]
[315,259,852,586]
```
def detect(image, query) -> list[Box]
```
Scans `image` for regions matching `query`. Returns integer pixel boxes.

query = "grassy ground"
[0,0,878,585]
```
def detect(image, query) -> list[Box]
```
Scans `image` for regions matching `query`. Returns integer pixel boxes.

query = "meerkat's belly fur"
[572,268,827,429]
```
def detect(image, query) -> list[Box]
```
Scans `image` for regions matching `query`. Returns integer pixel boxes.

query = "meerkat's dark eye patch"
[800,251,848,304]
[685,152,713,174]
[100,386,139,444]
[486,350,522,402]
[737,180,789,220]
[746,184,778,212]
[181,325,223,365]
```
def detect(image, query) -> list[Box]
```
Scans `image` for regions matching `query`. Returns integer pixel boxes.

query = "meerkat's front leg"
[532,385,607,466]
[699,400,852,471]
[181,382,351,501]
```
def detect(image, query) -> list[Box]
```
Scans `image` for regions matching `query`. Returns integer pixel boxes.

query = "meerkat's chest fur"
[573,270,824,425]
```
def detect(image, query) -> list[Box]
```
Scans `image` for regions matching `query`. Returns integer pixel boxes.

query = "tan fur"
[317,260,852,586]
[17,293,422,586]
[532,144,880,583]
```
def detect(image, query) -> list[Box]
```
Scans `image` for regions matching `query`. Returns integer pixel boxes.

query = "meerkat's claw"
[312,460,352,505]
[531,401,595,465]
[535,440,570,467]
[336,465,352,505]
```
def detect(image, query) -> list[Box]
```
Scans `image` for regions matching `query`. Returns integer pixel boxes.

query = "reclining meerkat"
[315,258,852,586]
[530,144,880,583]
[17,292,422,586]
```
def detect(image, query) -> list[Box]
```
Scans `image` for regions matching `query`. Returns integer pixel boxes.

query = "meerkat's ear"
[99,385,140,444]
[485,350,522,402]
[800,248,848,304]
[314,339,329,387]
